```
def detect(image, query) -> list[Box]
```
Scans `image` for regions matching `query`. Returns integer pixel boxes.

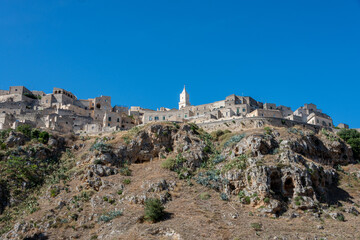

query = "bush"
[39,131,49,144]
[210,129,232,141]
[98,210,122,223]
[220,192,228,201]
[250,222,262,231]
[161,157,176,170]
[338,129,360,159]
[123,178,131,185]
[263,197,270,204]
[119,167,132,176]
[16,124,32,138]
[144,198,165,222]
[31,129,40,139]
[199,192,211,200]
[223,134,245,148]
[264,127,272,135]
[90,141,111,152]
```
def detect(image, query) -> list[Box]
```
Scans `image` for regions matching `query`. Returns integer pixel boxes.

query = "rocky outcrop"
[4,131,26,148]
[198,129,354,214]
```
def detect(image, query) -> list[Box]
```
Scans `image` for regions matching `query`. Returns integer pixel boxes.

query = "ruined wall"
[198,117,320,133]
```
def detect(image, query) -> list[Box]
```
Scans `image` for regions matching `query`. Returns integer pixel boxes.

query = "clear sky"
[1,1,359,127]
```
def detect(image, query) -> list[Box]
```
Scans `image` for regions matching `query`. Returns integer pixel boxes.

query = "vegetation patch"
[144,198,165,223]
[98,210,122,223]
[223,134,245,149]
[338,129,360,160]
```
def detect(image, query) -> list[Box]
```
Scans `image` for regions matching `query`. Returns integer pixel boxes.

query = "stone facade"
[139,86,337,128]
[0,85,342,132]
[0,86,135,133]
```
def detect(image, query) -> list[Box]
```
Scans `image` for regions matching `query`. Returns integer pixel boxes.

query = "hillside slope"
[1,123,360,240]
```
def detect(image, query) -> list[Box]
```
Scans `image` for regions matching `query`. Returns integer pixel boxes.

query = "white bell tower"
[179,85,190,109]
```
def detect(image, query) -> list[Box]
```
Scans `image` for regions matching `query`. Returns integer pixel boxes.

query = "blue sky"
[0,1,359,127]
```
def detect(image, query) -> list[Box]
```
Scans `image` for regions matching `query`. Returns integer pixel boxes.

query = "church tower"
[179,85,190,109]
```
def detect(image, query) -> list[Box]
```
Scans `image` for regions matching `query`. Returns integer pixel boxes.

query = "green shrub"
[90,141,111,152]
[50,188,59,198]
[263,197,270,204]
[16,124,32,138]
[144,198,165,222]
[264,127,272,135]
[223,134,245,148]
[338,129,360,159]
[123,178,131,185]
[93,159,102,165]
[336,214,345,222]
[244,196,251,204]
[119,166,132,176]
[38,131,49,144]
[161,157,176,170]
[220,192,228,201]
[250,222,262,231]
[98,210,122,223]
[31,129,40,139]
[199,192,211,200]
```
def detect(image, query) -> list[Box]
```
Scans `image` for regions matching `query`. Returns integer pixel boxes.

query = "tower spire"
[179,85,190,109]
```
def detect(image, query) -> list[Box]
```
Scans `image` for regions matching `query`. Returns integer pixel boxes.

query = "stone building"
[0,85,338,132]
[141,86,334,128]
[0,86,135,133]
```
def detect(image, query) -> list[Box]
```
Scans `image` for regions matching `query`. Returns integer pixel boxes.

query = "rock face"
[115,124,208,169]
[4,131,26,148]
[83,124,210,190]
[81,124,354,214]
[203,128,354,214]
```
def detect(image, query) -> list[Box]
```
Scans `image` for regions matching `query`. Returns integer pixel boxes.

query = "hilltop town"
[0,85,349,133]
[1,85,360,239]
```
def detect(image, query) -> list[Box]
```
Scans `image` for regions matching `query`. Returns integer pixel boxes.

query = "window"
[155,116,159,120]
[15,89,17,91]
[108,123,110,126]
[163,116,166,120]
[317,119,319,123]
[105,100,107,102]
[46,100,48,103]
[243,108,246,112]
[117,118,120,122]
[185,114,187,118]
[149,116,153,121]
[328,123,331,126]
[108,117,111,121]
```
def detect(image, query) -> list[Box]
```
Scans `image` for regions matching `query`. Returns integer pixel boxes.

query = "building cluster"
[0,85,348,133]
[132,86,343,128]
[0,86,136,133]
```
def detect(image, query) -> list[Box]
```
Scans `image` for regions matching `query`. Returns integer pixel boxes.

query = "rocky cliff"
[1,123,359,239]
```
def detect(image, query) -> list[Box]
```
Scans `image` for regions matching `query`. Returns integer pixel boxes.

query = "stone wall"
[198,117,320,133]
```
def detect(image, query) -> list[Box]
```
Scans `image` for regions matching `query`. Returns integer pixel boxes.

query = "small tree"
[39,131,50,144]
[16,124,32,138]
[144,198,165,222]
[31,129,40,139]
